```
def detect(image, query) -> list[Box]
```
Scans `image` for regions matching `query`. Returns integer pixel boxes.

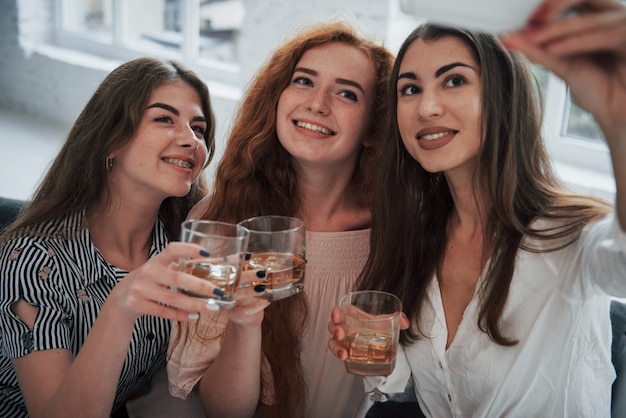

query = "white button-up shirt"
[369,215,626,418]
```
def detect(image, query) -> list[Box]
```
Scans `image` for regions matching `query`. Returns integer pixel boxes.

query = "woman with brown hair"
[167,21,393,418]
[329,0,626,416]
[0,57,222,418]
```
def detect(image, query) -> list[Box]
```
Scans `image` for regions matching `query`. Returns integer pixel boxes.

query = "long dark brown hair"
[357,24,612,346]
[175,21,393,418]
[1,57,216,242]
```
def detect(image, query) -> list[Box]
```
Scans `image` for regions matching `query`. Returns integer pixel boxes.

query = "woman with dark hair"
[329,0,626,416]
[167,21,393,418]
[0,57,222,418]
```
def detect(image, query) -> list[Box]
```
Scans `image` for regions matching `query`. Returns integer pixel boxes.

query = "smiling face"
[109,80,209,204]
[275,42,376,172]
[396,36,482,176]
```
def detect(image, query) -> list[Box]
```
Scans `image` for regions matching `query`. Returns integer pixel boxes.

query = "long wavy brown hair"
[175,21,393,418]
[357,24,612,347]
[1,57,216,242]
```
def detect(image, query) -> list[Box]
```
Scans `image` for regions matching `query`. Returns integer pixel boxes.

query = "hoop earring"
[106,157,113,172]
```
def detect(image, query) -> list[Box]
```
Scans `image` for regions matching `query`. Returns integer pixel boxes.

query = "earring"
[106,157,113,172]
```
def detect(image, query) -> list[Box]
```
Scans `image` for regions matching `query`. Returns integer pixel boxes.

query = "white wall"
[238,0,389,85]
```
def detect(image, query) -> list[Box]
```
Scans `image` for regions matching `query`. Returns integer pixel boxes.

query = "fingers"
[167,268,224,299]
[400,313,411,330]
[510,35,564,74]
[327,302,348,360]
[526,7,626,55]
[544,18,626,56]
[529,0,622,23]
[327,320,346,341]
[502,12,612,81]
[328,338,348,361]
[238,269,268,288]
[114,242,232,320]
[342,304,377,320]
[129,274,224,319]
[330,306,345,325]
[327,306,347,342]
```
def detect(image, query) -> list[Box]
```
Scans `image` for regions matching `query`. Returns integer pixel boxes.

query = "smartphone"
[400,0,543,33]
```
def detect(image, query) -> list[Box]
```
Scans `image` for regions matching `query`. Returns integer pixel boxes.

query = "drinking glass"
[178,220,249,309]
[339,290,403,376]
[237,215,306,301]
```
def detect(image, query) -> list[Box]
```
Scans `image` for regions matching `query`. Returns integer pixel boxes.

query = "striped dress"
[0,211,171,418]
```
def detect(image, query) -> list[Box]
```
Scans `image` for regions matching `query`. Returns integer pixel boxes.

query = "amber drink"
[179,259,238,300]
[178,220,249,308]
[246,252,305,289]
[238,216,306,301]
[340,291,403,377]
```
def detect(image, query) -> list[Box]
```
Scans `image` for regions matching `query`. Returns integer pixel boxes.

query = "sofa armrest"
[0,197,26,232]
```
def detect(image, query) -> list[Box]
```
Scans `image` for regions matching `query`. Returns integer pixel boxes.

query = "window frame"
[53,0,241,85]
[541,73,613,177]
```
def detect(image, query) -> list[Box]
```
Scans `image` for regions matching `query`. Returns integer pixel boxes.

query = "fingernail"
[188,312,200,320]
[256,270,267,278]
[200,249,211,257]
[245,252,251,260]
[254,285,266,293]
[213,288,225,298]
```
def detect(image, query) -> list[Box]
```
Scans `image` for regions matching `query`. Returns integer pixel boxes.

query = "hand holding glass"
[237,216,306,301]
[178,220,249,309]
[339,290,403,376]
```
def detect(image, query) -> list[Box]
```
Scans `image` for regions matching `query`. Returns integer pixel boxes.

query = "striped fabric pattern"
[0,211,171,417]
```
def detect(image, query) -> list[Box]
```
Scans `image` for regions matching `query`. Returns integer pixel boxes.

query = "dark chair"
[0,197,26,232]
[611,299,626,418]
[364,375,424,418]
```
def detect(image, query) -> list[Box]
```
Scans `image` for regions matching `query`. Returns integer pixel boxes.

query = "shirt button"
[146,332,155,341]
[438,362,443,369]
[448,394,452,402]
[22,331,34,352]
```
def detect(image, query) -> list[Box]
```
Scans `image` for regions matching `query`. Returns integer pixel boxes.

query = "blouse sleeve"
[0,236,73,358]
[579,214,626,297]
[167,311,276,406]
[166,311,229,400]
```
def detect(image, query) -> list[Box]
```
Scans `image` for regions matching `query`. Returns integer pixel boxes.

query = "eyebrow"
[397,62,474,83]
[293,67,365,94]
[147,102,207,123]
[397,72,417,82]
[435,62,473,77]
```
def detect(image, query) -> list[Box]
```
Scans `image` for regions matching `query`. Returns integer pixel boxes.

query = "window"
[541,74,613,178]
[55,0,244,84]
[566,99,604,143]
